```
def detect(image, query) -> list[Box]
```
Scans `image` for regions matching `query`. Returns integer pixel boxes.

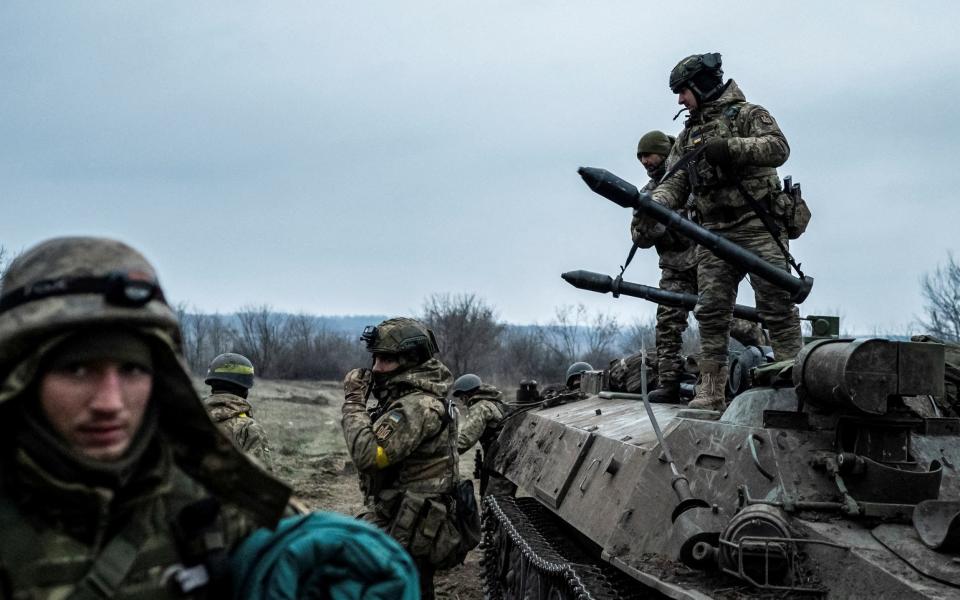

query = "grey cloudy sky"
[2,1,958,334]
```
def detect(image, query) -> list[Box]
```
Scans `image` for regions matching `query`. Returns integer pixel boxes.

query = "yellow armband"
[375,446,390,469]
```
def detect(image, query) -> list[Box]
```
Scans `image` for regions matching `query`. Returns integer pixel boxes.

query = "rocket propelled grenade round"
[561,269,762,324]
[577,167,813,304]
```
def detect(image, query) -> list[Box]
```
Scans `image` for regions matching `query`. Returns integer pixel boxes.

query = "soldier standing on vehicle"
[204,352,273,471]
[652,53,803,411]
[342,317,476,600]
[0,236,419,598]
[631,130,697,403]
[453,374,516,496]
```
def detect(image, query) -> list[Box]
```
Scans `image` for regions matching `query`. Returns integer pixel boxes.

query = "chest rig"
[682,103,743,193]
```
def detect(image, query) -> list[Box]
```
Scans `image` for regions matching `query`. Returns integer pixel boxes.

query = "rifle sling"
[733,180,805,279]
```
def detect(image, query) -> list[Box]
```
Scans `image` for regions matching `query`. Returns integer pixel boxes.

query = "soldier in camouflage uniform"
[652,53,803,410]
[453,374,516,497]
[341,317,466,600]
[631,130,698,402]
[0,237,291,598]
[631,130,770,402]
[203,352,273,471]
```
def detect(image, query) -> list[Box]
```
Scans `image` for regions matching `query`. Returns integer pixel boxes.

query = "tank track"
[480,495,654,600]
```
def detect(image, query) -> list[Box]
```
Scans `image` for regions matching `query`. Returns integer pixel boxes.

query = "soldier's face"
[678,87,698,111]
[39,359,153,462]
[372,354,401,374]
[640,153,665,172]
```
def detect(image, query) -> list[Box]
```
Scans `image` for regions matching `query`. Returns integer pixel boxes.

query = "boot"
[688,360,728,411]
[648,380,681,403]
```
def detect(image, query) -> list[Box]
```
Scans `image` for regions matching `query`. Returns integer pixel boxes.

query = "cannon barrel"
[578,166,813,304]
[561,269,763,324]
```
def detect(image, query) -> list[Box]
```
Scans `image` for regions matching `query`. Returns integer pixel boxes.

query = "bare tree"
[495,326,556,385]
[619,317,656,355]
[235,305,287,377]
[206,313,236,358]
[920,253,960,342]
[539,304,621,370]
[278,313,319,378]
[420,293,504,377]
[183,310,211,373]
[312,327,369,380]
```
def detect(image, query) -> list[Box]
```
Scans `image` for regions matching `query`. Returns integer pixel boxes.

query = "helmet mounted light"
[0,270,165,314]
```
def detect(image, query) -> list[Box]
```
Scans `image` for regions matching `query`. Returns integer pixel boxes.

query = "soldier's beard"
[646,162,666,180]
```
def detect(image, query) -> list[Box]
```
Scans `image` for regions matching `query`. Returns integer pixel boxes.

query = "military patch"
[375,411,404,442]
[759,114,773,125]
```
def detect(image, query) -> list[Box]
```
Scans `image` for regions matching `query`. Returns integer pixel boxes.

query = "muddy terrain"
[213,379,484,600]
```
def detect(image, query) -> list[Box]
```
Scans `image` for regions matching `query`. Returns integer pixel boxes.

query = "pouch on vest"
[422,500,464,570]
[387,491,425,551]
[388,491,464,569]
[775,177,812,239]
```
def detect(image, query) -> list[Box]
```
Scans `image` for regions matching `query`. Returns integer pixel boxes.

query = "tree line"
[176,296,664,386]
[2,246,959,381]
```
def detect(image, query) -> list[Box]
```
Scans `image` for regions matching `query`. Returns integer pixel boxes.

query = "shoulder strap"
[66,513,154,600]
[722,102,745,137]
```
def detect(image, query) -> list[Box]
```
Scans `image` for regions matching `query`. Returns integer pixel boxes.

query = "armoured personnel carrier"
[479,169,960,599]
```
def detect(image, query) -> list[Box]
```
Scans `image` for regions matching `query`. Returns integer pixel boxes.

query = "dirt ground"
[229,379,485,600]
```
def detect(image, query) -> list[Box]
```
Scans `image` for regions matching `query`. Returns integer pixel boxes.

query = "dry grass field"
[200,378,484,600]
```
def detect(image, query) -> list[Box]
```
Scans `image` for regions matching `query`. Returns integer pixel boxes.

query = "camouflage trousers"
[694,220,802,365]
[656,265,697,384]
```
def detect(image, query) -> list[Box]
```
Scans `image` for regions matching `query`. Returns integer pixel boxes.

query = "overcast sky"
[2,2,958,334]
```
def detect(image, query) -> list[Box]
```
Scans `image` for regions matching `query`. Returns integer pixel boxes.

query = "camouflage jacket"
[457,385,505,454]
[0,440,253,599]
[631,161,698,271]
[653,80,790,230]
[342,358,458,502]
[204,392,274,472]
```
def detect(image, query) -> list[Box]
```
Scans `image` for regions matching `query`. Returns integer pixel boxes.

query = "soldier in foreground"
[631,130,697,403]
[0,237,418,598]
[652,52,802,410]
[342,317,473,599]
[453,373,516,496]
[204,352,273,470]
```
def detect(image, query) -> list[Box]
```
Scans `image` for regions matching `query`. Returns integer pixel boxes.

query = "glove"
[343,368,372,404]
[702,138,733,167]
[630,209,666,249]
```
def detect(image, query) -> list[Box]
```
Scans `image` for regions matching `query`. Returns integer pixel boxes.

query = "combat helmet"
[566,361,594,388]
[669,52,726,103]
[206,352,255,390]
[452,373,482,397]
[637,130,674,159]
[0,237,289,525]
[361,317,440,366]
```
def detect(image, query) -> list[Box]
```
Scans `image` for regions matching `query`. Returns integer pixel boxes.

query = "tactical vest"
[682,103,782,226]
[370,389,459,499]
[0,468,236,599]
